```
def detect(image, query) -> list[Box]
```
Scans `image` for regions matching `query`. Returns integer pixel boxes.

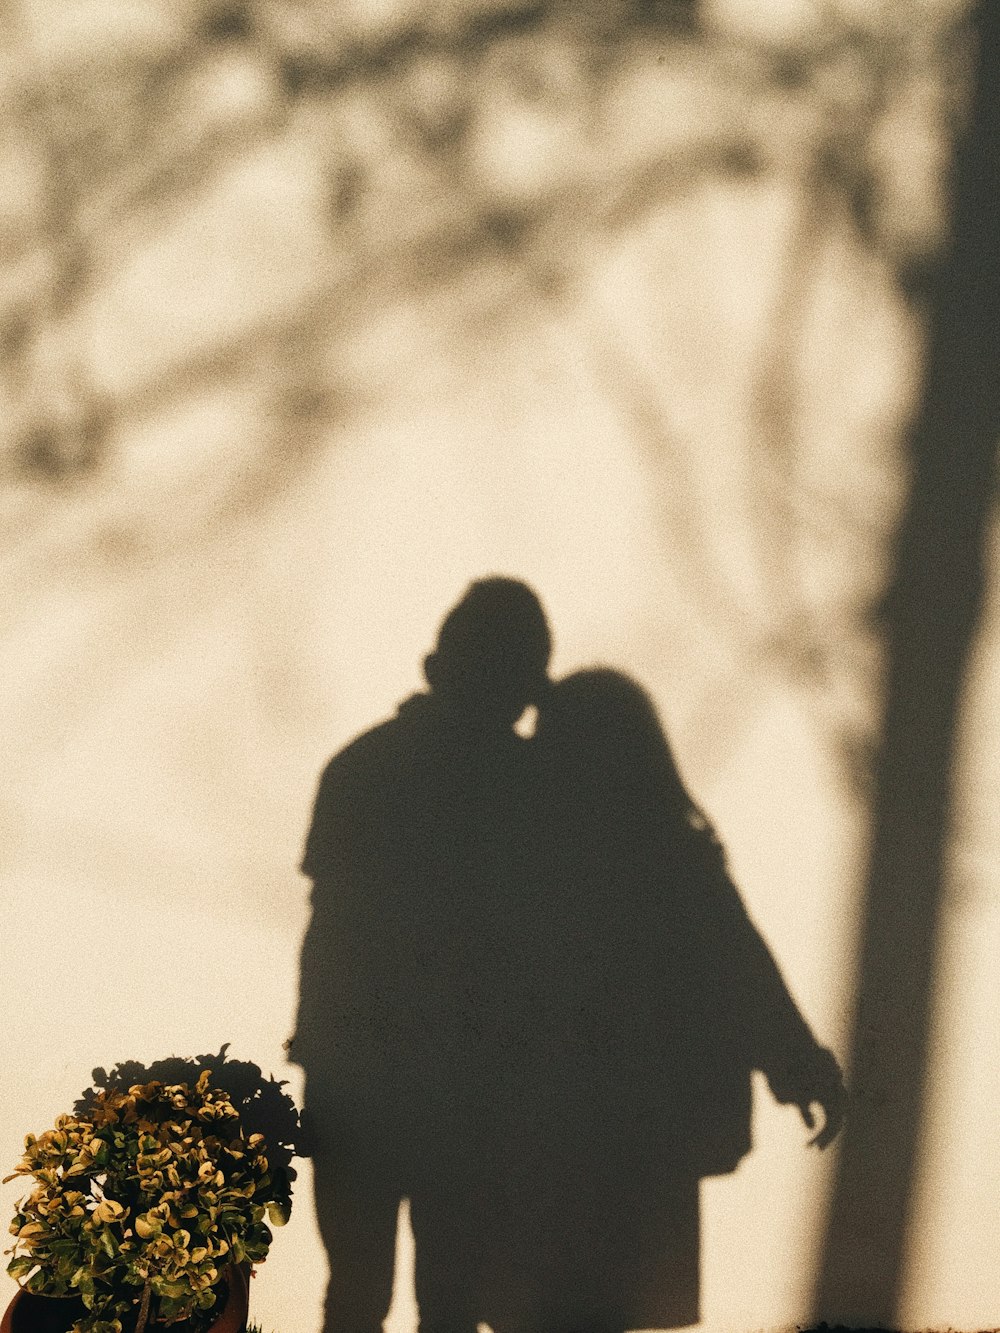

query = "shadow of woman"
[484,668,845,1332]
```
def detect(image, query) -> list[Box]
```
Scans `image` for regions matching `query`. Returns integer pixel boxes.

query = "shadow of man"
[292,578,552,1333]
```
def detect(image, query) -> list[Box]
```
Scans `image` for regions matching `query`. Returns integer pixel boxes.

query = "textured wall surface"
[1,2,998,1330]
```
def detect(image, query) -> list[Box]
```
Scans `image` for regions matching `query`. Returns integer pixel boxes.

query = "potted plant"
[2,1051,302,1333]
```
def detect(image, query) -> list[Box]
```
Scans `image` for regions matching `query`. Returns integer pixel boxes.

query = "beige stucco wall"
[2,2,998,1329]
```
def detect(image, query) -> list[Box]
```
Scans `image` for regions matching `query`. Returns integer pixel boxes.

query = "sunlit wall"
[1,1,997,1329]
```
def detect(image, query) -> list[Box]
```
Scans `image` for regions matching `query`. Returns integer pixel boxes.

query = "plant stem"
[135,1281,152,1333]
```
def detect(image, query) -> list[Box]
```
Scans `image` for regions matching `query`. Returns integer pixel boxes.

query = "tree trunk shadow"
[811,2,1000,1326]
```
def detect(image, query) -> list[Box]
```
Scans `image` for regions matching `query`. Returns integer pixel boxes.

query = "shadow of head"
[423,576,551,726]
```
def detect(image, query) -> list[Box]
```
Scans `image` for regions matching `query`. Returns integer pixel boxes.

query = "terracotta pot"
[0,1264,249,1333]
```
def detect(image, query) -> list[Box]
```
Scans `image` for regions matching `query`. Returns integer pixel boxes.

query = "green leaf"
[152,1278,188,1298]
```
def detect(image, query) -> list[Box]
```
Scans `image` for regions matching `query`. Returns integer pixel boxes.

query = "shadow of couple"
[292,578,844,1333]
